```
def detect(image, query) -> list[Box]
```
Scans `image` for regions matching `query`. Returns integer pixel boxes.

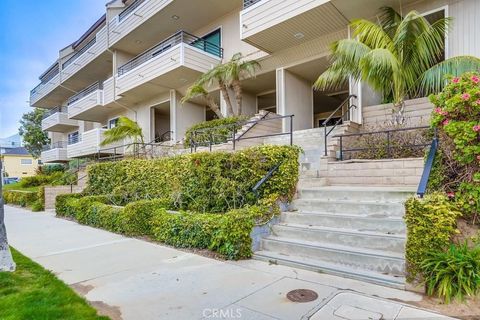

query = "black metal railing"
[243,0,263,9]
[96,141,175,162]
[190,114,294,153]
[67,81,103,105]
[68,134,81,145]
[42,106,68,119]
[43,141,68,151]
[62,37,97,69]
[323,94,357,156]
[150,130,173,144]
[333,126,432,161]
[417,135,439,198]
[118,0,146,22]
[252,161,283,197]
[39,63,60,84]
[117,30,223,76]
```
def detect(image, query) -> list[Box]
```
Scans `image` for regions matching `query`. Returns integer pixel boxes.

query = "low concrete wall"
[44,186,84,210]
[363,97,434,127]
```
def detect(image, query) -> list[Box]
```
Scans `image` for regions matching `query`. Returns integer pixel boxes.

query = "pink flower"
[473,125,480,132]
[434,107,442,114]
[452,77,460,83]
[447,192,455,199]
[462,93,471,100]
[440,110,448,116]
[471,75,480,83]
[476,99,480,105]
[442,119,450,126]
[477,155,480,161]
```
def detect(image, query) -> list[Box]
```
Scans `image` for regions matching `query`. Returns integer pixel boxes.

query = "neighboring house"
[32,0,480,164]
[0,147,40,179]
[0,134,22,148]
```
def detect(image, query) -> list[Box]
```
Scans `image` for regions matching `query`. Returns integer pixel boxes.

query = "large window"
[423,8,446,61]
[192,28,221,57]
[20,159,32,165]
[108,117,119,129]
[68,131,79,145]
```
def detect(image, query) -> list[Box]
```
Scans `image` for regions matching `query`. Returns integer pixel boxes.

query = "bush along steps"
[56,145,299,259]
[4,187,45,211]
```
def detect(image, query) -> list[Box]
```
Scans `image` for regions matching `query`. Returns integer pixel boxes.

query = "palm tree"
[101,116,144,146]
[314,7,480,124]
[184,53,261,117]
[0,161,15,272]
[181,84,224,119]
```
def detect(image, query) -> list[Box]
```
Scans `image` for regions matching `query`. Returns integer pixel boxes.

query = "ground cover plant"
[0,247,108,320]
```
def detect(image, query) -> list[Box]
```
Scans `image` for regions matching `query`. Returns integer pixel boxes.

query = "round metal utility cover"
[286,289,318,303]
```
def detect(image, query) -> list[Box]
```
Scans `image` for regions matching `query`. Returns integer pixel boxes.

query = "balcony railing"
[42,106,68,119]
[118,0,146,22]
[62,37,97,69]
[243,0,262,9]
[117,30,224,76]
[39,63,60,84]
[67,81,103,105]
[43,141,68,151]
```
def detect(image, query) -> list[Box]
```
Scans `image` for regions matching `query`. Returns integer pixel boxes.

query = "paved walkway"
[5,205,453,320]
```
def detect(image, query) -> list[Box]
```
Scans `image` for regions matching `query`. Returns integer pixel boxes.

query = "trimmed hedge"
[183,116,248,148]
[404,193,461,281]
[57,195,271,259]
[4,187,45,211]
[86,145,300,212]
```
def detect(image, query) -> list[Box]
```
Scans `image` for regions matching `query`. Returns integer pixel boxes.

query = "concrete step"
[260,237,405,275]
[290,199,405,217]
[280,212,406,234]
[253,251,405,289]
[296,186,414,202]
[272,224,405,254]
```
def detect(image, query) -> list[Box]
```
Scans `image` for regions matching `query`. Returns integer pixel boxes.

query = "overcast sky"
[0,0,108,138]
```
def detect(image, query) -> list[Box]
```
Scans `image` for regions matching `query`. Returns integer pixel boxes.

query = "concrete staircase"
[254,184,413,289]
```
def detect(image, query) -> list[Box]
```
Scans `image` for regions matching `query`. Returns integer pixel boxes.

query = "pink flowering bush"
[429,72,480,218]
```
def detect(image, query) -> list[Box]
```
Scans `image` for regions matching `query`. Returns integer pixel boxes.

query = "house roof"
[1,147,31,156]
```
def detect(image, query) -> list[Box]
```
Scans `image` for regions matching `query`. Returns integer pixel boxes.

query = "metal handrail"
[332,126,432,161]
[243,0,263,9]
[417,135,439,198]
[118,0,146,22]
[67,81,103,105]
[323,94,357,156]
[42,141,68,151]
[62,37,97,69]
[150,130,173,144]
[252,161,283,197]
[117,30,223,76]
[236,111,271,140]
[42,106,68,119]
[190,114,294,152]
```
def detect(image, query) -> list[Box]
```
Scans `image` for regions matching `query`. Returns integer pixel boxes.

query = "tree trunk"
[0,162,15,272]
[390,100,406,126]
[219,81,234,117]
[206,96,224,119]
[232,80,243,116]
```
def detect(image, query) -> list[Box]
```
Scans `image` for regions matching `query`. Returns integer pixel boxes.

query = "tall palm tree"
[314,7,480,124]
[184,53,261,117]
[101,116,144,146]
[0,161,15,272]
[181,84,224,119]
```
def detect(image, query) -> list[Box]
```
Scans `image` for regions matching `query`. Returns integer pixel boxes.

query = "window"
[68,131,79,145]
[192,28,221,57]
[423,8,446,61]
[108,117,119,129]
[20,159,32,165]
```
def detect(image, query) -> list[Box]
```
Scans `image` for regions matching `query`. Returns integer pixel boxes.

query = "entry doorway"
[151,102,171,143]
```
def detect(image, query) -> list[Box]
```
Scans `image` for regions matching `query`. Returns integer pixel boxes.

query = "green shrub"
[41,164,66,175]
[422,242,480,303]
[120,198,172,236]
[404,193,462,281]
[86,145,300,212]
[183,116,248,148]
[55,193,83,217]
[3,190,38,207]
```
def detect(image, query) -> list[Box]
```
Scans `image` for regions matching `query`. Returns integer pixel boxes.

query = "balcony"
[116,31,222,103]
[108,0,240,54]
[67,82,104,121]
[67,128,124,158]
[41,141,69,163]
[240,0,348,52]
[41,106,79,132]
[30,63,68,108]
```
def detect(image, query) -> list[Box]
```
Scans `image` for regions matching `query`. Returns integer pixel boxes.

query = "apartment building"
[33,0,480,163]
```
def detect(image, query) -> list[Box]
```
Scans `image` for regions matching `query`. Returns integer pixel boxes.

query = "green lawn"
[3,183,39,192]
[0,248,109,320]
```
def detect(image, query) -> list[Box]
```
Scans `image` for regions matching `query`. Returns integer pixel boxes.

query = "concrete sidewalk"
[5,205,453,320]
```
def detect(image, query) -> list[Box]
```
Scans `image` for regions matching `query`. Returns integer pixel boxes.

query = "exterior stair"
[254,185,414,289]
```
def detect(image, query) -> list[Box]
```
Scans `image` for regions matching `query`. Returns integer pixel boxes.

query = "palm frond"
[350,19,395,51]
[101,116,143,146]
[313,68,350,91]
[418,56,480,95]
[377,6,402,37]
[181,83,208,103]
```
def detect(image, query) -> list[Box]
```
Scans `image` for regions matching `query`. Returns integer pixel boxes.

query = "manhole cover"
[286,289,318,303]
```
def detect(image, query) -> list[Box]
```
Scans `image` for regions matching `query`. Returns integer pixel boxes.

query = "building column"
[170,90,205,143]
[276,68,313,132]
